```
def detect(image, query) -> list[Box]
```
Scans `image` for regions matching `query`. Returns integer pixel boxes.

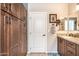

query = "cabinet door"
[0,11,5,55]
[0,11,10,56]
[18,21,26,55]
[3,14,19,56]
[57,37,65,56]
[9,17,19,56]
[16,20,23,55]
[65,40,76,56]
[65,46,76,56]
[15,19,21,56]
[77,45,79,56]
[9,17,18,49]
[57,37,61,55]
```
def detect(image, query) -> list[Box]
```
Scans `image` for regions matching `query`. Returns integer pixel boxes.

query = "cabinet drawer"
[66,40,76,49]
[66,46,76,56]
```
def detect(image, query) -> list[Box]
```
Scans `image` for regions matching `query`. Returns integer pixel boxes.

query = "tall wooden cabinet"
[0,3,27,56]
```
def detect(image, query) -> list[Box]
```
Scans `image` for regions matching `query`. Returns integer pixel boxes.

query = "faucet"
[69,33,73,37]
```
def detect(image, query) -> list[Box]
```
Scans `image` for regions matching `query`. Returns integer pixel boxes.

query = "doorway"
[28,12,48,53]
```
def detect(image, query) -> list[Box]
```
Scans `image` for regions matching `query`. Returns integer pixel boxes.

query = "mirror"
[64,17,77,31]
[58,3,79,32]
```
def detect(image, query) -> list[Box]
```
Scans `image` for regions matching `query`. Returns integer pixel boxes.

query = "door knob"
[42,34,46,36]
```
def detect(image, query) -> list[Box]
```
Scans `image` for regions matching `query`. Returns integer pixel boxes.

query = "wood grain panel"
[0,3,27,56]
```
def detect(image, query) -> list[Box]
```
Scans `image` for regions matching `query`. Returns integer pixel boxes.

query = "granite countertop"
[57,35,79,44]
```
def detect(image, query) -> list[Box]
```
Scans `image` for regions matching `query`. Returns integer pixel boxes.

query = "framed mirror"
[64,17,77,31]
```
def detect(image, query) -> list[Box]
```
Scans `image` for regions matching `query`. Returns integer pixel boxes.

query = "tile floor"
[27,53,59,56]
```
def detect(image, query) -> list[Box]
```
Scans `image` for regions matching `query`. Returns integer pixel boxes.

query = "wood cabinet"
[0,3,27,56]
[57,37,66,56]
[0,11,11,56]
[77,45,79,56]
[57,36,77,56]
[65,40,76,56]
[1,3,11,13]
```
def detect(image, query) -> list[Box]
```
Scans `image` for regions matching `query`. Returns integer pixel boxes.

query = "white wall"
[28,3,68,19]
[28,3,69,53]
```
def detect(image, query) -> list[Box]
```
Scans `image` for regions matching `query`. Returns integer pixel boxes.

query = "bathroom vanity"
[57,35,79,56]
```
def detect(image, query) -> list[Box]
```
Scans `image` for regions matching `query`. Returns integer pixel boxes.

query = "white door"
[28,12,47,52]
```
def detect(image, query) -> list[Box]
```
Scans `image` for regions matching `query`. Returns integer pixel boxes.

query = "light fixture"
[76,3,79,11]
[56,19,60,26]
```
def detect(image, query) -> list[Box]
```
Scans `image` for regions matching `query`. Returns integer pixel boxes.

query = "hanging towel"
[50,24,56,34]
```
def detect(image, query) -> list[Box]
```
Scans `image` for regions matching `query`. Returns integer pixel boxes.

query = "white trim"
[47,51,58,53]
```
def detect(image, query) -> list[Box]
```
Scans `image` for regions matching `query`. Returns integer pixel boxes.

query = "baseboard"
[28,51,47,52]
[47,51,58,54]
[27,51,48,54]
[27,51,58,54]
[27,51,59,56]
[27,51,58,53]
